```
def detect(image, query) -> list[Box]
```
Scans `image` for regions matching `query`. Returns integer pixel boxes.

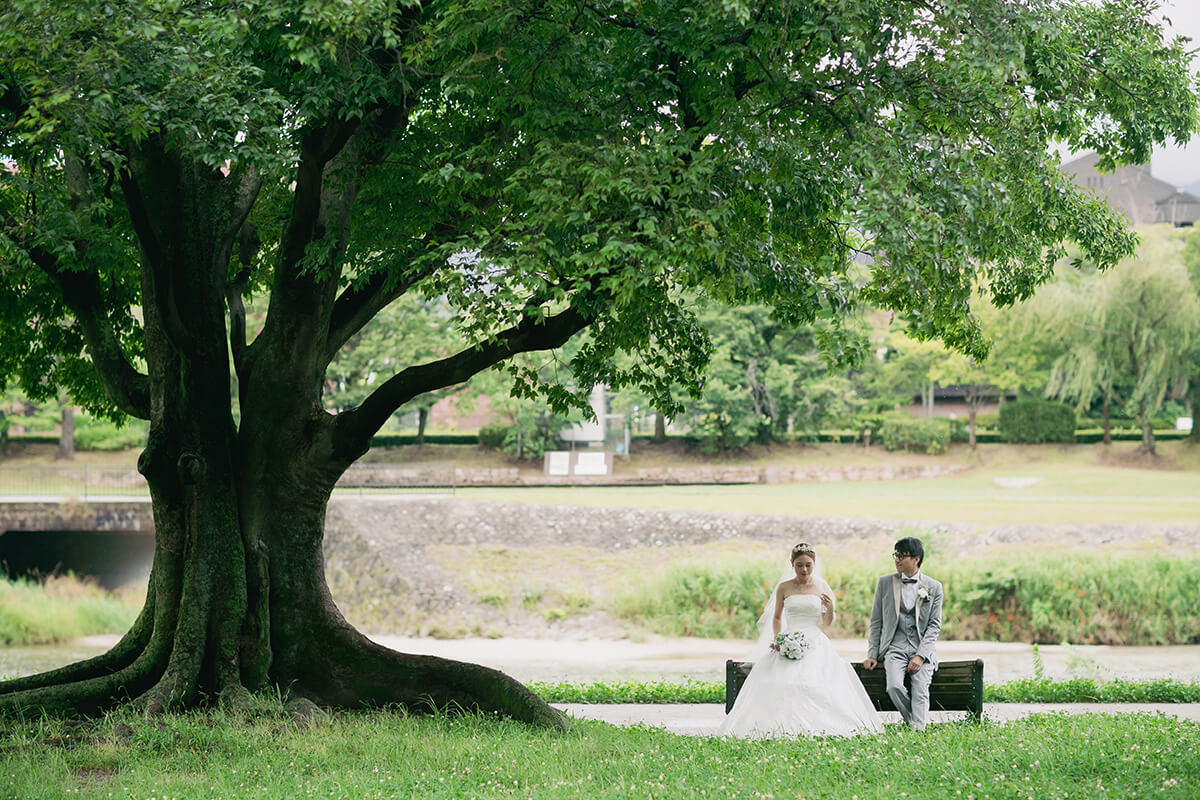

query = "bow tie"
[901,576,918,584]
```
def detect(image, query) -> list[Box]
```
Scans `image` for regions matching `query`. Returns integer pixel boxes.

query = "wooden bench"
[725,658,985,721]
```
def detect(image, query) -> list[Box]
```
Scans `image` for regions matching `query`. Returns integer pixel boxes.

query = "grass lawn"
[456,441,1200,526]
[1,705,1196,799]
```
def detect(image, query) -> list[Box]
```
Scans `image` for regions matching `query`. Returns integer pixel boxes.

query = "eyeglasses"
[893,552,914,559]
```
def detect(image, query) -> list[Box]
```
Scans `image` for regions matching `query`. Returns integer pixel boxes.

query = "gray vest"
[889,593,921,655]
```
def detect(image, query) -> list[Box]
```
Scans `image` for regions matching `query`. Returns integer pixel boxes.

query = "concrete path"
[368,635,1200,685]
[554,703,1200,736]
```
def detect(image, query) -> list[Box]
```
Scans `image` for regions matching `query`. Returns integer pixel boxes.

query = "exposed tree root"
[2,599,567,729]
[284,625,570,730]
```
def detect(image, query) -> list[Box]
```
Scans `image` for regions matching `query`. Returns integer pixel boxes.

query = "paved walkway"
[554,703,1200,736]
[368,635,1200,685]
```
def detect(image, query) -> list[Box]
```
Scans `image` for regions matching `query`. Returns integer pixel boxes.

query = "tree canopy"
[1,0,1196,723]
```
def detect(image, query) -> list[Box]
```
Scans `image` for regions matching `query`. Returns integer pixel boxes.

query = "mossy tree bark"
[0,131,574,730]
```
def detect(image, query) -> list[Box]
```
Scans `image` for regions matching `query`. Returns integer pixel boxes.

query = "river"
[4,635,1200,685]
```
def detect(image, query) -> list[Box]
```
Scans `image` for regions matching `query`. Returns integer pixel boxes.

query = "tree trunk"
[416,406,428,446]
[653,412,667,443]
[1137,400,1156,456]
[1102,391,1112,446]
[1189,381,1200,444]
[967,398,978,450]
[0,405,565,727]
[56,405,76,461]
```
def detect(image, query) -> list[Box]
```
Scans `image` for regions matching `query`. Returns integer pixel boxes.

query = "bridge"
[0,462,457,590]
[0,499,155,589]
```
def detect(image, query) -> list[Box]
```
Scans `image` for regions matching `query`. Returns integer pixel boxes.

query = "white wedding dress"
[718,594,883,738]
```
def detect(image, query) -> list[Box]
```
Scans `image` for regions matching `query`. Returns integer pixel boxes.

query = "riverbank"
[323,495,1200,641]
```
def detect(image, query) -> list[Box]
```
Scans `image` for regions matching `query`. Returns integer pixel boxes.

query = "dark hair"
[791,542,817,562]
[894,536,924,567]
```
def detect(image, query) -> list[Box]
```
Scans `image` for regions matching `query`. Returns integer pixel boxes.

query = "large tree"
[0,0,1194,723]
[1040,226,1200,454]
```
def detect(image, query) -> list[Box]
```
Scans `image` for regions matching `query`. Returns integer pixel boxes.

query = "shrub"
[501,418,563,461]
[878,414,950,454]
[476,423,509,449]
[998,398,1076,443]
[610,559,779,639]
[74,417,149,450]
[612,553,1200,647]
[692,412,754,454]
[0,574,141,646]
[369,433,479,446]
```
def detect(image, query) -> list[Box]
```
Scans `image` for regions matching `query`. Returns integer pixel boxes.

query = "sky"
[1148,1,1200,186]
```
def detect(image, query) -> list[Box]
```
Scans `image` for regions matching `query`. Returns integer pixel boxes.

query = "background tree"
[874,331,946,418]
[926,299,1051,448]
[324,295,462,443]
[0,0,1194,724]
[465,359,582,460]
[682,301,868,451]
[1040,227,1200,454]
[1184,227,1200,443]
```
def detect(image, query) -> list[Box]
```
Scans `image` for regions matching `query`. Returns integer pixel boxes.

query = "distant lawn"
[4,440,1198,527]
[457,443,1200,527]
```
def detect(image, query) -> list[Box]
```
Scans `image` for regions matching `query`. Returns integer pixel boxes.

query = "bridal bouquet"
[774,631,811,661]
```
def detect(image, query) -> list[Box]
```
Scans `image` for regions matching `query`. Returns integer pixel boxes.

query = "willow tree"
[1040,226,1200,454]
[0,0,1194,722]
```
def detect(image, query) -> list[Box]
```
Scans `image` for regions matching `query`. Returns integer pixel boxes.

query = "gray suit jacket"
[866,572,943,669]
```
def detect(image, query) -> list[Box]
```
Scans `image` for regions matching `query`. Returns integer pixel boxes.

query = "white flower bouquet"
[774,631,811,661]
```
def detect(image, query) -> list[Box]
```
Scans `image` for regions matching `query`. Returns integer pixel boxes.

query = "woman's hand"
[819,593,834,614]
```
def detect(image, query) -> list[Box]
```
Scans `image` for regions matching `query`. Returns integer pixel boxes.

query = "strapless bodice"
[782,593,822,629]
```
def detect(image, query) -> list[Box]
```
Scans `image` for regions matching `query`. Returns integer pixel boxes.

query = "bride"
[718,542,882,738]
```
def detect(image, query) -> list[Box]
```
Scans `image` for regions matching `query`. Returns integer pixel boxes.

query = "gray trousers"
[884,650,934,730]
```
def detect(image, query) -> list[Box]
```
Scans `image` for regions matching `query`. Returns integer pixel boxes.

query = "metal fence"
[0,462,457,498]
[0,465,149,499]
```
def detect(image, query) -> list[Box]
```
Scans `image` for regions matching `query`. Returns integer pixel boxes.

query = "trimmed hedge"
[368,433,481,447]
[998,398,1076,443]
[2,433,59,446]
[1074,428,1190,444]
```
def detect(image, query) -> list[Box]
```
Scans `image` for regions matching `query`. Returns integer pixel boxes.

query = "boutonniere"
[916,585,930,601]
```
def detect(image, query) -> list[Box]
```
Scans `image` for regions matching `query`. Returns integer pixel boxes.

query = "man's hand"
[862,657,877,670]
[906,655,924,674]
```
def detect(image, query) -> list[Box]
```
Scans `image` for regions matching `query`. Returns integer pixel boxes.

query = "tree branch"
[118,160,192,354]
[324,264,434,364]
[334,299,596,459]
[25,244,151,419]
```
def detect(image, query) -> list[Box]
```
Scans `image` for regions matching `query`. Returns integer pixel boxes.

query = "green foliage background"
[614,554,1200,646]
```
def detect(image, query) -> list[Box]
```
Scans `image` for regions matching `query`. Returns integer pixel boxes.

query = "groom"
[863,536,943,731]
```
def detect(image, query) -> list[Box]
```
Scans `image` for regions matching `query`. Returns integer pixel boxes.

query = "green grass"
[529,677,1200,705]
[0,575,141,646]
[609,552,1200,645]
[1,704,1196,799]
